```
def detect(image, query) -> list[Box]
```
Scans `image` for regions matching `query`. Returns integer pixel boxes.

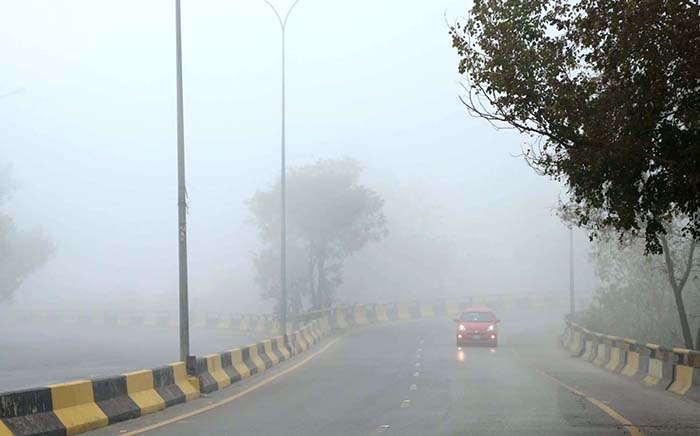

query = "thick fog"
[0,0,597,315]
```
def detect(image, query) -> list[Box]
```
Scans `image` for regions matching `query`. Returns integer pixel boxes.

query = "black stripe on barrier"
[270,340,286,362]
[0,387,66,436]
[289,333,301,355]
[241,346,258,375]
[257,343,273,369]
[284,334,296,357]
[194,357,218,394]
[367,305,378,323]
[152,366,186,407]
[92,375,141,424]
[221,352,242,384]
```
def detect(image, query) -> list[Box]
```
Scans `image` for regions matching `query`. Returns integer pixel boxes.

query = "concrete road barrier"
[0,363,199,436]
[562,319,700,401]
[605,337,626,373]
[668,349,700,401]
[592,335,610,367]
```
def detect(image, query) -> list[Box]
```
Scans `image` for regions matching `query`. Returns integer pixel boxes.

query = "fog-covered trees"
[248,158,387,312]
[451,0,700,254]
[583,225,699,348]
[0,169,52,302]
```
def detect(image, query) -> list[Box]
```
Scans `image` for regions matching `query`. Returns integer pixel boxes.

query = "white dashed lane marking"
[400,399,411,408]
[413,372,420,377]
[409,384,417,391]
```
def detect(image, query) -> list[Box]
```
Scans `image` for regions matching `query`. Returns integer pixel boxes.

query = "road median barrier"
[592,334,610,367]
[562,319,700,400]
[0,362,200,436]
[620,339,643,378]
[668,349,700,401]
[604,337,626,373]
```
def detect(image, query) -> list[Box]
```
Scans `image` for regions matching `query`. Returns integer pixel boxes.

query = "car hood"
[460,322,492,332]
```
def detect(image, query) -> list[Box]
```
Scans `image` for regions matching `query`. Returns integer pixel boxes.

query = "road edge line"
[535,367,643,436]
[117,337,341,436]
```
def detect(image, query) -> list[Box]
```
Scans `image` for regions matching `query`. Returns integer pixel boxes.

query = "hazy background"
[0,0,597,315]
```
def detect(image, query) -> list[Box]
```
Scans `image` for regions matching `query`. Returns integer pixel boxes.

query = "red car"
[455,307,500,347]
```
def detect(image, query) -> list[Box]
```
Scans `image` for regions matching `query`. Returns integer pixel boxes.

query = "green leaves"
[452,0,700,253]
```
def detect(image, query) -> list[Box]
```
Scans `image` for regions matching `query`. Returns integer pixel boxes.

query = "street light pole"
[569,226,575,316]
[175,0,190,362]
[263,0,302,336]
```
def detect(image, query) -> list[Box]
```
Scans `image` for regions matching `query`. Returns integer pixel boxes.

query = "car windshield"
[460,312,495,323]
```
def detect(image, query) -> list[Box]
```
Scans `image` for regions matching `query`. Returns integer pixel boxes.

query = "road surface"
[86,308,700,436]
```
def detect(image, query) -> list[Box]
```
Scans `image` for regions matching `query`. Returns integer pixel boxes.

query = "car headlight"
[487,324,495,331]
[459,324,466,331]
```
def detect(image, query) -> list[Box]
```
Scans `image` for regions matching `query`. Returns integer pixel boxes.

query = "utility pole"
[263,0,302,336]
[175,0,190,362]
[569,226,575,316]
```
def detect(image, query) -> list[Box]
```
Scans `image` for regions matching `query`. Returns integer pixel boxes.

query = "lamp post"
[175,0,190,362]
[263,0,302,335]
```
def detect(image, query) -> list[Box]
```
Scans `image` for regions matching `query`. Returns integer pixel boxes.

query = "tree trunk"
[671,286,694,349]
[661,235,697,349]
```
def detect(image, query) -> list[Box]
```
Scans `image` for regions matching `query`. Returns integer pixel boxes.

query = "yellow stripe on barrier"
[643,359,663,386]
[593,344,607,367]
[230,349,252,379]
[124,370,166,415]
[354,307,369,325]
[419,303,434,318]
[170,363,199,401]
[375,304,389,322]
[263,340,279,365]
[248,345,267,373]
[669,365,694,395]
[296,331,308,352]
[621,352,639,377]
[605,347,621,372]
[49,380,108,436]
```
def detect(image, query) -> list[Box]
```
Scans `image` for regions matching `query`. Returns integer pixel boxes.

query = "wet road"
[89,309,700,436]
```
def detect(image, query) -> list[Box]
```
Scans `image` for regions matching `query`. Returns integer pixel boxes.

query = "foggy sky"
[0,0,597,313]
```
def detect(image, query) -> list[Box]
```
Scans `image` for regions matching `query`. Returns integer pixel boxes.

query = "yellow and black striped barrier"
[0,363,199,436]
[563,319,700,402]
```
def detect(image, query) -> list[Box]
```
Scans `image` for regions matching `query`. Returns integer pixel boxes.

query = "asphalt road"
[0,322,263,391]
[87,308,700,436]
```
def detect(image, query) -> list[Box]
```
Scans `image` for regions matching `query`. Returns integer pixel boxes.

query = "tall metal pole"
[569,226,575,316]
[264,0,302,336]
[175,0,190,362]
[280,26,287,336]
